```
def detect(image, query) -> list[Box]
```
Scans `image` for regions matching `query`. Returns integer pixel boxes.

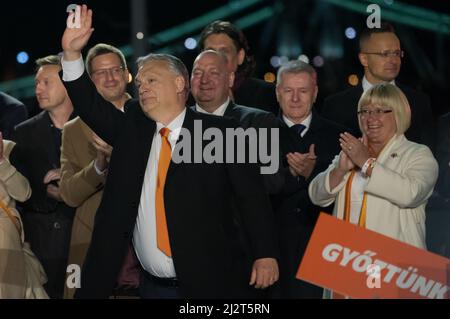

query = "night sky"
[1,0,449,116]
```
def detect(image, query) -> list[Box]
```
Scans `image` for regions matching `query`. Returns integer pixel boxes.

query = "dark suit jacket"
[0,91,28,140]
[223,101,279,129]
[233,77,279,115]
[272,111,346,297]
[224,102,284,192]
[64,72,278,299]
[321,82,435,150]
[192,102,283,193]
[191,101,279,131]
[11,111,75,215]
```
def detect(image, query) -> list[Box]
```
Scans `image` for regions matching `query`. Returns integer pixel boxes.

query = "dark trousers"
[22,209,73,299]
[139,271,181,299]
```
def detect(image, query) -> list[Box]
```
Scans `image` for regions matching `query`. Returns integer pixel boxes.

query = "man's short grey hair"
[276,60,317,86]
[136,53,190,93]
[194,49,229,67]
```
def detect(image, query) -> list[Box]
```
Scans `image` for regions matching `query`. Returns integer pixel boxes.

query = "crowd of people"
[0,5,447,299]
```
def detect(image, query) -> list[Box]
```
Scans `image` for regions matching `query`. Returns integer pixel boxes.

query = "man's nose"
[105,70,115,81]
[200,73,209,83]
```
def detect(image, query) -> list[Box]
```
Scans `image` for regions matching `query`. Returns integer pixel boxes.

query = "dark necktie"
[290,124,306,137]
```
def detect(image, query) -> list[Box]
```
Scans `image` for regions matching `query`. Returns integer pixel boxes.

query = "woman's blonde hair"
[358,83,411,135]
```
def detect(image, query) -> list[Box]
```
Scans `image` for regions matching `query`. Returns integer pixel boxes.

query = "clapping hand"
[287,144,317,179]
[339,132,370,169]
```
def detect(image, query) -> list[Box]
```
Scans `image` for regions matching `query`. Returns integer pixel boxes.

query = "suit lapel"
[166,108,194,181]
[301,111,322,148]
[78,118,97,159]
[79,118,94,141]
[278,117,300,161]
[223,101,236,117]
[278,113,315,154]
[136,108,156,176]
[36,111,60,168]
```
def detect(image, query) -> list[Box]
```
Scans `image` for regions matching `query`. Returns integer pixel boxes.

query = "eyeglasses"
[362,50,404,59]
[358,109,393,118]
[91,66,125,78]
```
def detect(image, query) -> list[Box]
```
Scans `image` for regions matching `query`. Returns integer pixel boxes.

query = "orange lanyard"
[343,171,367,228]
[0,198,21,233]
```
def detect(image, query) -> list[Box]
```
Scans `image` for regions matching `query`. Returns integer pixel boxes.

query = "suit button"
[295,208,301,214]
[54,222,61,229]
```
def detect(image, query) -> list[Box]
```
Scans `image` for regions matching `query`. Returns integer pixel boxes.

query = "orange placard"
[297,213,449,299]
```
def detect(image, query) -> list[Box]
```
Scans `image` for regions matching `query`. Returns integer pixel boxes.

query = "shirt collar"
[117,93,133,113]
[362,76,396,92]
[155,108,186,142]
[282,112,312,129]
[195,98,230,117]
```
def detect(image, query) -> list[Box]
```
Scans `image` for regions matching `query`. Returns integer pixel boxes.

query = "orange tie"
[155,127,172,257]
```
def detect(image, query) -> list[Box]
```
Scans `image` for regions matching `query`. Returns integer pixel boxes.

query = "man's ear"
[313,85,318,104]
[359,52,368,67]
[175,76,185,94]
[229,71,235,88]
[275,86,281,103]
[124,69,132,83]
[237,48,245,66]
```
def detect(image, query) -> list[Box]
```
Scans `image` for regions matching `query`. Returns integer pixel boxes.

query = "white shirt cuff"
[93,159,107,175]
[61,56,85,82]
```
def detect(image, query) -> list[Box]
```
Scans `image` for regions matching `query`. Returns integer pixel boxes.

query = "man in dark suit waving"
[61,5,278,299]
[322,23,434,149]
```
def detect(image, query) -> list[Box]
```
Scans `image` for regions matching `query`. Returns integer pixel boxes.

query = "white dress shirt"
[362,76,396,93]
[349,171,369,225]
[61,56,85,81]
[195,98,230,116]
[133,109,186,278]
[282,113,312,137]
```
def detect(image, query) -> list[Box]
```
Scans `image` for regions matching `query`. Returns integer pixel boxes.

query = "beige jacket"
[0,140,48,298]
[309,135,438,249]
[60,117,106,298]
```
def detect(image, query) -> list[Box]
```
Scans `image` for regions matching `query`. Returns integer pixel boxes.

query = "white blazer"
[308,134,438,249]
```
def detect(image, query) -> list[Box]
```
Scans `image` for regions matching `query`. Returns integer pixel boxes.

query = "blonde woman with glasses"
[309,83,438,249]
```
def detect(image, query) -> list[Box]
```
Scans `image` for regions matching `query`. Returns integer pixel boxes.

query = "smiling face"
[190,51,234,111]
[359,103,397,146]
[90,52,129,103]
[276,71,318,124]
[35,64,68,111]
[359,32,402,84]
